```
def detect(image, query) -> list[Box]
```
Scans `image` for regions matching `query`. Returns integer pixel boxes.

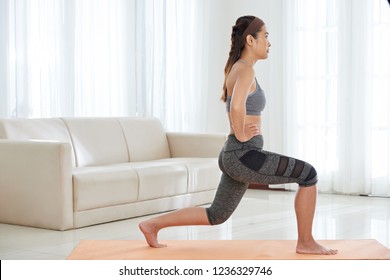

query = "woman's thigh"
[223,148,318,186]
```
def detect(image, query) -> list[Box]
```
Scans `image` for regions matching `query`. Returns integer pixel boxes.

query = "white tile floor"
[1,189,389,260]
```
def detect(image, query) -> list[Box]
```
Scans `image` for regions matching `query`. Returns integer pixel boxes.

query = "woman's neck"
[238,56,256,66]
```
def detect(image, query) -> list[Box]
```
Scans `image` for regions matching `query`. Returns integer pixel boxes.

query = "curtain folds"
[135,0,209,131]
[0,0,208,132]
[283,0,390,195]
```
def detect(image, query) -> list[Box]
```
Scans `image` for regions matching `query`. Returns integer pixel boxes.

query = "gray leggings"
[206,134,318,225]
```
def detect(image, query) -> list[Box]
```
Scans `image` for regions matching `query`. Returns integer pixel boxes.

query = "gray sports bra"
[226,78,266,115]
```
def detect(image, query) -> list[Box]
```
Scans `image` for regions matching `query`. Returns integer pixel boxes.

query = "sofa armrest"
[166,132,227,158]
[0,140,73,230]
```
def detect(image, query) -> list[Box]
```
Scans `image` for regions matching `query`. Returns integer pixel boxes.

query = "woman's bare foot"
[139,220,167,248]
[296,239,338,255]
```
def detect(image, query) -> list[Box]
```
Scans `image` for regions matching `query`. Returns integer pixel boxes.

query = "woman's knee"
[205,207,232,225]
[299,163,318,186]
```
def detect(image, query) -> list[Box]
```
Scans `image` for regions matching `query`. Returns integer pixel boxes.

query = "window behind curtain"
[294,0,338,174]
[285,0,390,195]
[135,0,208,132]
[0,0,208,132]
[370,0,390,193]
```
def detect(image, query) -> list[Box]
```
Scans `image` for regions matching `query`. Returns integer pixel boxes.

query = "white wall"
[204,0,285,153]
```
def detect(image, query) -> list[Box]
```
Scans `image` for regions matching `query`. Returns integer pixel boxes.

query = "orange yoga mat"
[67,239,390,260]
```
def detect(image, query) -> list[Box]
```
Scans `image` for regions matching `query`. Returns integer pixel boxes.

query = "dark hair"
[221,16,265,102]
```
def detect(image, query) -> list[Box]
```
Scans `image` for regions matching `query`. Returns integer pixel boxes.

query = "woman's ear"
[245,35,254,46]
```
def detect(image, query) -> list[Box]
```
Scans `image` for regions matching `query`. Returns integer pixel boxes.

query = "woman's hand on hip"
[244,123,260,140]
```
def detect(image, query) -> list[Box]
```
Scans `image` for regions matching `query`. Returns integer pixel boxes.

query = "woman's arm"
[230,68,256,142]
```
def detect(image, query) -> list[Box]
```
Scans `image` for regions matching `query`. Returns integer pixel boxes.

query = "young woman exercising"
[139,15,337,255]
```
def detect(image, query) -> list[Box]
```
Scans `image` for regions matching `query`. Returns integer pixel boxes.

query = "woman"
[139,16,337,255]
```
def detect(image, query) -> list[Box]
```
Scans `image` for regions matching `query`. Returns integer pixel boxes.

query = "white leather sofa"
[0,117,226,230]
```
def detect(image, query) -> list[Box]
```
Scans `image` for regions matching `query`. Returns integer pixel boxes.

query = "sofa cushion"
[63,118,129,167]
[118,117,170,162]
[0,118,76,166]
[157,158,221,192]
[127,161,188,201]
[73,166,139,211]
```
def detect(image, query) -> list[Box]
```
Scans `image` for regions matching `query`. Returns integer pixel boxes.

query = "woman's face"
[253,25,271,59]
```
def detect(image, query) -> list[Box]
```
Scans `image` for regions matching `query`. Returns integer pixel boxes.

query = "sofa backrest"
[0,117,171,167]
[0,118,76,166]
[117,117,171,162]
[62,118,129,167]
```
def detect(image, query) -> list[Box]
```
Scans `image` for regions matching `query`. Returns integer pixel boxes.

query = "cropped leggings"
[206,134,318,225]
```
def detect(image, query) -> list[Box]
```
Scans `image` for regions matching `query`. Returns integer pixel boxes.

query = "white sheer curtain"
[283,0,390,195]
[135,0,209,132]
[0,0,208,132]
[73,0,135,117]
